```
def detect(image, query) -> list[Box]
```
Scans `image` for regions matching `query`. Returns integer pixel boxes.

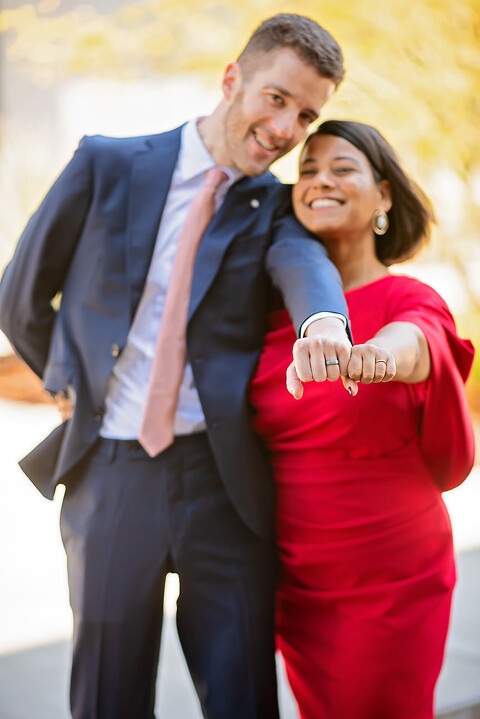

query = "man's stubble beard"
[223,91,271,178]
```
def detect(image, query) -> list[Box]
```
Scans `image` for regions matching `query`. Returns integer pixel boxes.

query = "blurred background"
[0,1,479,717]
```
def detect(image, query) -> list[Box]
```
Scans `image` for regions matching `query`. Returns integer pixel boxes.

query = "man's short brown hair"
[237,13,344,87]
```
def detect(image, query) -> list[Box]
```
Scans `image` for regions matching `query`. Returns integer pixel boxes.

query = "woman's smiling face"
[292,133,389,242]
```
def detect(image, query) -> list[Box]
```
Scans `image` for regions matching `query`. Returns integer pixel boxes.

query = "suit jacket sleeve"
[0,138,92,378]
[265,210,349,337]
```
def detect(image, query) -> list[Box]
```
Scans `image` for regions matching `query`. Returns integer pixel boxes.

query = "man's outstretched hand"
[286,317,357,398]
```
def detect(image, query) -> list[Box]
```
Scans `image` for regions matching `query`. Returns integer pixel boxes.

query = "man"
[0,14,350,719]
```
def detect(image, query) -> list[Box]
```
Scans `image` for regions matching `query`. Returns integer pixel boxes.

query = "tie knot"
[204,167,228,193]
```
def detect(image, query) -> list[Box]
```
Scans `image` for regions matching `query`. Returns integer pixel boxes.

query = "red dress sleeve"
[389,277,475,490]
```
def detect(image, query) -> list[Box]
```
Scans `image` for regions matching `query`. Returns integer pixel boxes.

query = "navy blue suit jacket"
[0,125,348,537]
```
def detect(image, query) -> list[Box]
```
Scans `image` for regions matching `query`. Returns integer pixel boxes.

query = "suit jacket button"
[250,198,260,209]
[111,343,120,358]
[94,411,103,422]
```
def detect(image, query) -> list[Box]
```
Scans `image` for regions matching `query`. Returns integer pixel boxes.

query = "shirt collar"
[179,118,244,187]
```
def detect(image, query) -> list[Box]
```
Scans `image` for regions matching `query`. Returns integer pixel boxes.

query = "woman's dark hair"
[309,120,435,265]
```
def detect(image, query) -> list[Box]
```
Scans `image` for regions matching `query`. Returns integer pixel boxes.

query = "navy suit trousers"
[59,433,279,719]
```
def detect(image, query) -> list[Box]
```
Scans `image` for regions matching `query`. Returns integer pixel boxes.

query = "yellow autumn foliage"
[1,0,478,169]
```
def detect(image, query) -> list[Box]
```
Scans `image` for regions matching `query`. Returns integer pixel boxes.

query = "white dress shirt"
[101,119,241,439]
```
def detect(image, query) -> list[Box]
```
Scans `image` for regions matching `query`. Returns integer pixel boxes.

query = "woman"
[249,121,475,719]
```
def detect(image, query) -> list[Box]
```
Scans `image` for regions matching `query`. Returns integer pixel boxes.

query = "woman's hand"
[346,343,396,387]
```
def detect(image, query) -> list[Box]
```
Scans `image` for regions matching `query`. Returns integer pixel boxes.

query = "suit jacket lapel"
[126,126,183,319]
[188,175,271,322]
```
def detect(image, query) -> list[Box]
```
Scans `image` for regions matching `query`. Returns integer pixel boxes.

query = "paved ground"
[0,398,479,718]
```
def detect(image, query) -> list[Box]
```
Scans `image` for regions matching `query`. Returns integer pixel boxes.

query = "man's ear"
[377,179,392,213]
[222,62,242,101]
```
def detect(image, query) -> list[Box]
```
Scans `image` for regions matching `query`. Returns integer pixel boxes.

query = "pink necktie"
[138,167,227,457]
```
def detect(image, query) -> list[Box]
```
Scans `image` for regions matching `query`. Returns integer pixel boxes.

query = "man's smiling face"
[220,48,336,176]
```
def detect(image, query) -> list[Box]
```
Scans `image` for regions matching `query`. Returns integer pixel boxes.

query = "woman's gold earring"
[372,210,389,235]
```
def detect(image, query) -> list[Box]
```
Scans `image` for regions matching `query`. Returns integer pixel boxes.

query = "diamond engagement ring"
[325,359,340,366]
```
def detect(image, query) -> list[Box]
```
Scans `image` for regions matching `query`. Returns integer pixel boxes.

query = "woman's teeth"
[310,199,341,208]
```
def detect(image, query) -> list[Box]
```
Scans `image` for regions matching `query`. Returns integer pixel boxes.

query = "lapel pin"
[250,198,260,209]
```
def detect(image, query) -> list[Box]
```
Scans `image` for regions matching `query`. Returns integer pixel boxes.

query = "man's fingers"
[286,361,304,399]
[324,358,341,382]
[54,392,74,421]
[322,341,341,382]
[292,339,314,383]
[336,343,351,378]
[310,340,330,382]
[293,337,353,384]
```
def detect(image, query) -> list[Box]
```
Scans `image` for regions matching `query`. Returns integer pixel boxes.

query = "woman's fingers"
[347,345,396,384]
[342,375,359,396]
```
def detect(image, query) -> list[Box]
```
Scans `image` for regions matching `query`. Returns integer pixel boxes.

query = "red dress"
[249,275,475,719]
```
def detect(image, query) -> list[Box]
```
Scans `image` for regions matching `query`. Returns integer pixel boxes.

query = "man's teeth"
[254,132,276,151]
[310,199,341,208]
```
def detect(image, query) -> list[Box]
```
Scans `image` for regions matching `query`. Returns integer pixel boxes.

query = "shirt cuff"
[299,312,348,338]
